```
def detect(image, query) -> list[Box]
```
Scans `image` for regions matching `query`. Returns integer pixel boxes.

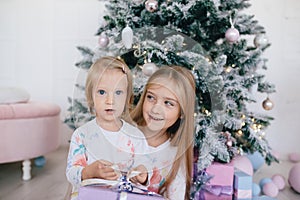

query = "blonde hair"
[85,56,133,120]
[131,66,196,199]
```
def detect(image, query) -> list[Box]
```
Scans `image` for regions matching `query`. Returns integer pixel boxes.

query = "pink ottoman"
[0,101,61,180]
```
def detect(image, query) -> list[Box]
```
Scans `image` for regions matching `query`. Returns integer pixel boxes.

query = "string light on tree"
[262,97,274,111]
[145,0,158,12]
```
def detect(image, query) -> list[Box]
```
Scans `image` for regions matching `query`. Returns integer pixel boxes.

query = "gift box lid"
[206,162,234,186]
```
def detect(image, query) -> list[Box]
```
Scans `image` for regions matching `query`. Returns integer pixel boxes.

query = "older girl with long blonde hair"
[131,66,196,200]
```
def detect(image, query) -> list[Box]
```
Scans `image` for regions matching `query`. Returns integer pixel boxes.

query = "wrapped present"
[78,174,164,200]
[194,162,234,200]
[78,186,164,200]
[233,169,252,200]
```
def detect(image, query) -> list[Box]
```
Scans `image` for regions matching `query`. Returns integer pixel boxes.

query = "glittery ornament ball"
[225,27,240,43]
[98,34,109,48]
[262,97,274,111]
[145,0,158,13]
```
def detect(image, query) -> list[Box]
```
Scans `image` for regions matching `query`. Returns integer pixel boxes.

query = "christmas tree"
[64,0,277,196]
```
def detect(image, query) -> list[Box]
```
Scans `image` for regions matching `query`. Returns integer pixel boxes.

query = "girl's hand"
[81,160,119,180]
[129,165,148,185]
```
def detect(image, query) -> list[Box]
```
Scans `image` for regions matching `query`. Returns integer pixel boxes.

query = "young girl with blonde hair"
[66,56,148,200]
[131,66,196,200]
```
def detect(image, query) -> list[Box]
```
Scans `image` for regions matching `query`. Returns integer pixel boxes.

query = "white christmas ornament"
[122,26,133,49]
[254,34,269,48]
[225,27,240,43]
[142,63,157,76]
[98,34,109,48]
[145,0,158,13]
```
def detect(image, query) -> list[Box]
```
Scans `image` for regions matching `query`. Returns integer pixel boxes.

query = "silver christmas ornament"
[98,34,109,48]
[225,27,240,43]
[145,0,158,13]
[262,97,274,111]
[122,26,133,49]
[254,34,269,48]
[142,63,157,76]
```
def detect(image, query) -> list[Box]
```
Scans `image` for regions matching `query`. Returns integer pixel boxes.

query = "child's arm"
[66,129,87,187]
[66,130,119,185]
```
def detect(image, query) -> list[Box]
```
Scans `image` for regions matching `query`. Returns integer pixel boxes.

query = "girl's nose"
[151,103,161,114]
[105,93,114,104]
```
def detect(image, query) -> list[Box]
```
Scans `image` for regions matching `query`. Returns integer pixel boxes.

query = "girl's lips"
[149,114,163,121]
[104,109,115,114]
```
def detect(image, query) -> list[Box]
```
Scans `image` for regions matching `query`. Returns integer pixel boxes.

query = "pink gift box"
[201,162,234,199]
[206,162,234,187]
[203,193,232,200]
[78,186,164,200]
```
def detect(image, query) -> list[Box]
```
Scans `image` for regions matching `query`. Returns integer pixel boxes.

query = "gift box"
[233,169,252,200]
[201,192,232,200]
[200,162,234,199]
[78,185,165,200]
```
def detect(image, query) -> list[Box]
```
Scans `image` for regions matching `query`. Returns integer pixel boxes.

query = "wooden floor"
[0,145,70,200]
[0,145,299,200]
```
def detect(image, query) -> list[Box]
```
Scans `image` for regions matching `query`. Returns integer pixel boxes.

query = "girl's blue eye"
[146,94,155,101]
[115,90,123,95]
[98,90,105,95]
[165,101,174,107]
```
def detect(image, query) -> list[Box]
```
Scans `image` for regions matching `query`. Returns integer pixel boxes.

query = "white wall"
[0,0,299,159]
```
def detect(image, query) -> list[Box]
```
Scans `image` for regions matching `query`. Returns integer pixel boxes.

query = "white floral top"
[66,119,148,199]
[144,140,186,200]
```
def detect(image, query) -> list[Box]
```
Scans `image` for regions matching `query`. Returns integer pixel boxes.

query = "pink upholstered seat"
[0,101,61,180]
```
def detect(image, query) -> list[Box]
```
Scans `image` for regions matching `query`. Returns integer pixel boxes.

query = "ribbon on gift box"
[195,184,233,200]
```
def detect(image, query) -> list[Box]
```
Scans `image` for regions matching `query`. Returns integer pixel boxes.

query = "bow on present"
[195,184,233,200]
[193,168,233,200]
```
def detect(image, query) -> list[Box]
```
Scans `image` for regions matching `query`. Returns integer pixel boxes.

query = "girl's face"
[142,83,181,134]
[93,69,128,129]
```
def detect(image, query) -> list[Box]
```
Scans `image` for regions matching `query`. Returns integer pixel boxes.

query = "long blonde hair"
[131,66,196,199]
[85,56,133,121]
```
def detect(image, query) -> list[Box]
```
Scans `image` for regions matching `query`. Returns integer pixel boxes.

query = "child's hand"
[129,165,148,185]
[81,160,119,180]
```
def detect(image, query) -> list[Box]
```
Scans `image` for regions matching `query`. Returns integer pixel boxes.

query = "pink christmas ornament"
[271,174,286,190]
[232,155,253,176]
[262,182,279,197]
[288,152,300,163]
[98,34,109,48]
[288,163,300,193]
[225,27,240,43]
[145,0,158,12]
